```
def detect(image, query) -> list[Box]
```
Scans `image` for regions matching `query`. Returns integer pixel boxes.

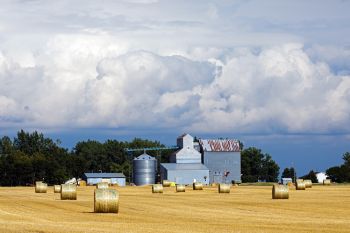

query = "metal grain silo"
[133,153,157,186]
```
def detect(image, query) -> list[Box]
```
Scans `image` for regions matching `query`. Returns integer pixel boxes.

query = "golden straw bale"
[296,179,304,183]
[176,184,185,192]
[96,182,109,189]
[162,180,171,187]
[94,189,119,213]
[218,183,231,193]
[296,181,306,190]
[152,184,163,193]
[272,184,289,199]
[193,182,203,190]
[54,185,61,193]
[60,184,77,200]
[211,183,218,187]
[79,180,86,186]
[304,180,312,188]
[323,179,331,185]
[35,181,47,193]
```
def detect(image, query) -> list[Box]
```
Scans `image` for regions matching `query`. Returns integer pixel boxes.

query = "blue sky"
[0,0,349,175]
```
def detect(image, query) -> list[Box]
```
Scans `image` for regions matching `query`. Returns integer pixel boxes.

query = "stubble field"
[0,185,349,233]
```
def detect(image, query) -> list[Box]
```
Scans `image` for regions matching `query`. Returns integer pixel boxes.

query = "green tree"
[241,147,279,182]
[0,136,13,155]
[326,166,345,182]
[300,170,318,183]
[326,152,350,183]
[281,167,296,181]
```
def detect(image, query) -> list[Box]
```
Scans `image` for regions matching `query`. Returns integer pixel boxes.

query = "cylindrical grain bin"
[94,189,119,213]
[152,184,163,193]
[304,180,312,188]
[272,184,289,199]
[61,184,77,200]
[218,183,231,193]
[323,179,331,185]
[176,184,185,192]
[96,182,109,189]
[162,180,171,187]
[133,153,157,186]
[35,181,47,193]
[296,181,306,190]
[54,185,61,193]
[193,182,203,190]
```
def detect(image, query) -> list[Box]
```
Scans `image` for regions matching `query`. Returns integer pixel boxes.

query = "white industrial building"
[169,134,202,163]
[199,139,241,184]
[161,134,210,185]
[161,133,242,185]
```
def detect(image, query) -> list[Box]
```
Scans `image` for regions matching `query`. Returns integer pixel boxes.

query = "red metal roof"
[199,139,240,152]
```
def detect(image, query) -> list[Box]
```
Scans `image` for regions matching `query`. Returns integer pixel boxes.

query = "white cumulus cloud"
[0,1,349,136]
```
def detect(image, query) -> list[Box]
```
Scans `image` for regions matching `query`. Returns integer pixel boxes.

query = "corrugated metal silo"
[133,153,157,186]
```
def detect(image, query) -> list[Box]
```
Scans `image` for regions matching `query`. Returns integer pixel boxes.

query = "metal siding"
[203,151,241,183]
[173,147,202,164]
[110,178,126,186]
[84,173,126,178]
[87,178,102,185]
[160,163,209,170]
[167,169,209,185]
[176,159,202,163]
[133,158,157,186]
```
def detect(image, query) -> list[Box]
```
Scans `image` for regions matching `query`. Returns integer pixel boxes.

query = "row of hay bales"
[35,181,119,213]
[272,179,332,199]
[152,181,232,194]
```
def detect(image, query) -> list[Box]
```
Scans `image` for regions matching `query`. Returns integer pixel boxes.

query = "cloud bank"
[0,1,349,135]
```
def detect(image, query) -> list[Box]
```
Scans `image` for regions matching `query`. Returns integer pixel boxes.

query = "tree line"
[0,130,281,186]
[0,130,165,186]
[281,152,350,183]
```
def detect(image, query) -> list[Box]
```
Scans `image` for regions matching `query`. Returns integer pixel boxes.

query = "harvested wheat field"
[0,185,349,233]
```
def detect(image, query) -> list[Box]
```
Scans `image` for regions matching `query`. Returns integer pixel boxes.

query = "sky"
[0,0,350,176]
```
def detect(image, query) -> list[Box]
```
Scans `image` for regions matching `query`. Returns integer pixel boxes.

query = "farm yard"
[0,185,349,233]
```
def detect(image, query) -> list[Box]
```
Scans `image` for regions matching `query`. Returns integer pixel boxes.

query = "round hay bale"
[323,179,331,185]
[304,179,312,188]
[35,181,47,193]
[211,183,218,187]
[60,184,77,200]
[79,180,86,186]
[193,182,203,190]
[296,179,304,183]
[94,189,119,213]
[152,184,163,193]
[162,180,171,187]
[176,184,185,192]
[296,181,306,190]
[272,184,289,199]
[218,183,231,193]
[54,185,61,193]
[96,182,109,189]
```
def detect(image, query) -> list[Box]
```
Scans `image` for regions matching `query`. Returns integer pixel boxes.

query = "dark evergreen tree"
[299,170,318,183]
